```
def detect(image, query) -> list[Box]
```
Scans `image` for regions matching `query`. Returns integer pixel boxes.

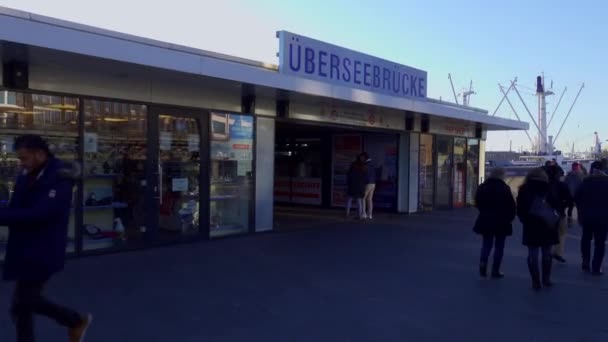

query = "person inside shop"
[517,167,560,290]
[361,152,376,220]
[575,160,608,275]
[473,168,516,279]
[0,135,92,342]
[345,155,366,219]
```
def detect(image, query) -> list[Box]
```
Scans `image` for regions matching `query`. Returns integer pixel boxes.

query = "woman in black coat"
[517,167,560,290]
[345,157,367,219]
[474,168,516,278]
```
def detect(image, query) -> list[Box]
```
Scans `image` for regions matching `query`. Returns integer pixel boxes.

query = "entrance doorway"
[149,107,207,242]
[274,121,399,225]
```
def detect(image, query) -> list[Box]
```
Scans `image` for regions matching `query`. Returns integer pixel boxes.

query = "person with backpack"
[517,167,560,290]
[473,168,516,278]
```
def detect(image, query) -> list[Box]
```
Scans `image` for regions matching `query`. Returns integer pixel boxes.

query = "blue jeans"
[480,235,506,269]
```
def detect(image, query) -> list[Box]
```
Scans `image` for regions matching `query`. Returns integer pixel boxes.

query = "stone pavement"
[1,209,607,342]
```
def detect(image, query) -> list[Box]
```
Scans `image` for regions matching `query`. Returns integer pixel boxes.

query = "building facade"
[0,7,527,258]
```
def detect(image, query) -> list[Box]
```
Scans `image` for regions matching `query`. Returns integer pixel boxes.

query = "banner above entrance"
[277,31,427,100]
[429,117,477,138]
[290,101,406,131]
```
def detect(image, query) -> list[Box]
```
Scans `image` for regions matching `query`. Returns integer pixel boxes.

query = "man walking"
[564,162,584,221]
[575,160,608,275]
[1,135,92,341]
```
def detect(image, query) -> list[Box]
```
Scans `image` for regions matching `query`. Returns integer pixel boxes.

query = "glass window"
[419,134,434,210]
[82,99,148,251]
[0,91,79,260]
[210,113,253,237]
[157,113,201,239]
[453,137,467,208]
[466,139,480,206]
[435,136,454,208]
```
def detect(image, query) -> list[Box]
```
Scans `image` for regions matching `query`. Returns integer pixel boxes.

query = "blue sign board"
[278,31,427,100]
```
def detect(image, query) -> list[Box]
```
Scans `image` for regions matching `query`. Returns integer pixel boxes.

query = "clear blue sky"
[1,0,605,151]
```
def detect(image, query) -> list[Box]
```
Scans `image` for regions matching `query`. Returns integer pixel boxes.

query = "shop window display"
[82,99,148,250]
[453,137,467,208]
[210,113,253,237]
[0,91,79,260]
[158,114,201,239]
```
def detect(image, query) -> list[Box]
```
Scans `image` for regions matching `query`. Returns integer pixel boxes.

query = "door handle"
[158,163,163,205]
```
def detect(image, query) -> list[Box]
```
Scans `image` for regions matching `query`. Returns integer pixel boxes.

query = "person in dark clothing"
[473,168,516,278]
[1,135,92,342]
[564,162,584,220]
[545,164,574,263]
[575,161,608,275]
[517,167,559,290]
[345,156,367,219]
[360,152,376,220]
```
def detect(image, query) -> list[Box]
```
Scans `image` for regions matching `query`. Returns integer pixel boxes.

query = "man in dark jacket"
[473,168,516,278]
[1,135,92,341]
[564,162,584,220]
[575,160,608,275]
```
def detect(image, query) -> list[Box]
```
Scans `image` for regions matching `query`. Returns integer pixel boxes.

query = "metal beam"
[499,84,535,146]
[492,81,514,116]
[511,80,542,139]
[448,73,459,105]
[553,83,585,146]
[547,87,567,128]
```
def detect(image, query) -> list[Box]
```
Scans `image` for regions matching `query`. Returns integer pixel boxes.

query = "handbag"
[529,196,559,229]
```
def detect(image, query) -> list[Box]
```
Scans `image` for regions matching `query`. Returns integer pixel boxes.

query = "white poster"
[160,132,173,151]
[84,133,98,153]
[172,178,188,192]
[187,134,200,152]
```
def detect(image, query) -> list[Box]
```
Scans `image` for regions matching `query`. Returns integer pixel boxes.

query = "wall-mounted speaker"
[3,61,28,89]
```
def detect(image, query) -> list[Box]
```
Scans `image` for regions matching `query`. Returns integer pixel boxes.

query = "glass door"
[453,137,467,208]
[150,107,207,243]
[419,134,435,210]
[435,135,453,208]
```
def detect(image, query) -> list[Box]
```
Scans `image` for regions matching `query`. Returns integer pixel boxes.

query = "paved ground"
[1,209,607,342]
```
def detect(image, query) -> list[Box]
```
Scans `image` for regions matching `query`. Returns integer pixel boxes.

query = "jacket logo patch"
[49,189,56,198]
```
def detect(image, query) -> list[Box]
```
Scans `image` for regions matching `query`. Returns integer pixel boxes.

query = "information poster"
[84,133,98,153]
[331,134,363,207]
[160,132,173,151]
[210,114,253,161]
[187,134,200,152]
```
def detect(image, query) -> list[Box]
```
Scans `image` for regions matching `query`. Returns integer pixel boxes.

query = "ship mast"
[536,74,554,154]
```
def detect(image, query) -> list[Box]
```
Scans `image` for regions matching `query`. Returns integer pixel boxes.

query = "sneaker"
[553,255,566,263]
[69,313,93,342]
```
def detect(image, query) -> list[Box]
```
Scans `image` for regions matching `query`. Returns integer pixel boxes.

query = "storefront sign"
[429,118,476,138]
[290,102,405,131]
[274,177,322,205]
[278,31,427,100]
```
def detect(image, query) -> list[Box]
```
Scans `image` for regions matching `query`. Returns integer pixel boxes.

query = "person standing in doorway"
[473,168,516,278]
[345,156,366,219]
[545,164,573,263]
[575,161,608,275]
[1,135,92,342]
[360,152,376,220]
[517,167,559,290]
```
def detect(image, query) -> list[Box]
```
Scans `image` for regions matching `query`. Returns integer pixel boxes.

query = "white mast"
[536,74,554,154]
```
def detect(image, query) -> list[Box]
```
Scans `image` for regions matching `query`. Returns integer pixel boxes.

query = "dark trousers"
[581,224,608,271]
[480,235,506,270]
[528,245,552,264]
[11,277,82,342]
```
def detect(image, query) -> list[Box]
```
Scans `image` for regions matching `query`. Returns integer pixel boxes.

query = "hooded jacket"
[1,158,80,281]
[575,174,608,228]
